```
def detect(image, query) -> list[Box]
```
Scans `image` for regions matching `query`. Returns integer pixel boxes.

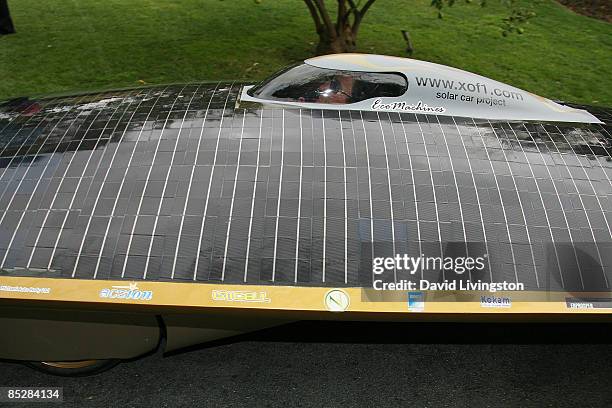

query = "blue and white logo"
[99,282,153,301]
[407,291,424,312]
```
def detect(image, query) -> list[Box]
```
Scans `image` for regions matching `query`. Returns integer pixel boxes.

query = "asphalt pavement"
[0,322,611,407]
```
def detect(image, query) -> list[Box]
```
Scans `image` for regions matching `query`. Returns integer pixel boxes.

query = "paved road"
[1,322,611,407]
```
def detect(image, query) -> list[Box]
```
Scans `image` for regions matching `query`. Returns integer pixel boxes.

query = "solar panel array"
[0,84,610,291]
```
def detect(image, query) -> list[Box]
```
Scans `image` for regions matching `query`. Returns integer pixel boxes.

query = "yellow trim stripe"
[0,276,610,314]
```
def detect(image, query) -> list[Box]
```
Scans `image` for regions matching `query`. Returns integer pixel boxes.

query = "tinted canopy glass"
[248,63,407,105]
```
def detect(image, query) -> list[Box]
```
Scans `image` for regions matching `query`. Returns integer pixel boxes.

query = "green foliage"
[501,7,536,36]
[0,0,610,106]
[431,0,535,35]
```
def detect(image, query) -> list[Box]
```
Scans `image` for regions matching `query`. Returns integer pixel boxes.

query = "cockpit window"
[248,63,407,105]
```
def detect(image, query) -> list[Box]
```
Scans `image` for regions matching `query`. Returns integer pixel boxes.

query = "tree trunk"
[316,29,356,54]
[304,0,375,55]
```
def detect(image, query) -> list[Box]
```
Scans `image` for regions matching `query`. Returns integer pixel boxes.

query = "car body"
[1,54,611,373]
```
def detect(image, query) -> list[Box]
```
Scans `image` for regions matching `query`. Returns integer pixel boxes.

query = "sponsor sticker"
[407,291,425,312]
[566,298,612,310]
[370,99,445,114]
[480,295,511,308]
[99,282,153,301]
[324,289,350,312]
[0,285,51,295]
[211,290,271,303]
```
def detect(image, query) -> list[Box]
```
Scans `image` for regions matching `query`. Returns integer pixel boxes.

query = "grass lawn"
[1,0,610,105]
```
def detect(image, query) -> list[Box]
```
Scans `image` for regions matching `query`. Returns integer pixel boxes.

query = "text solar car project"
[0,54,610,375]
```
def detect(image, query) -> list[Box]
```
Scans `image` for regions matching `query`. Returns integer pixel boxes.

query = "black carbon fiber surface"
[0,84,610,290]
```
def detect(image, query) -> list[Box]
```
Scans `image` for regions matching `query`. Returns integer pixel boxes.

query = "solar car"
[1,54,610,376]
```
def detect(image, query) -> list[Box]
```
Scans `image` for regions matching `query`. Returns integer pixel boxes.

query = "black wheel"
[25,359,121,377]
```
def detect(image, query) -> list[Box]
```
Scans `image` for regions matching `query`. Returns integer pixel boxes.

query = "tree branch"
[336,0,346,31]
[315,0,337,39]
[351,0,376,37]
[346,0,358,10]
[343,0,358,26]
[359,0,376,18]
[303,0,324,34]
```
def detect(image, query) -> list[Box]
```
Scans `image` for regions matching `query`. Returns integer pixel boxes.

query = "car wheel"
[26,359,120,377]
